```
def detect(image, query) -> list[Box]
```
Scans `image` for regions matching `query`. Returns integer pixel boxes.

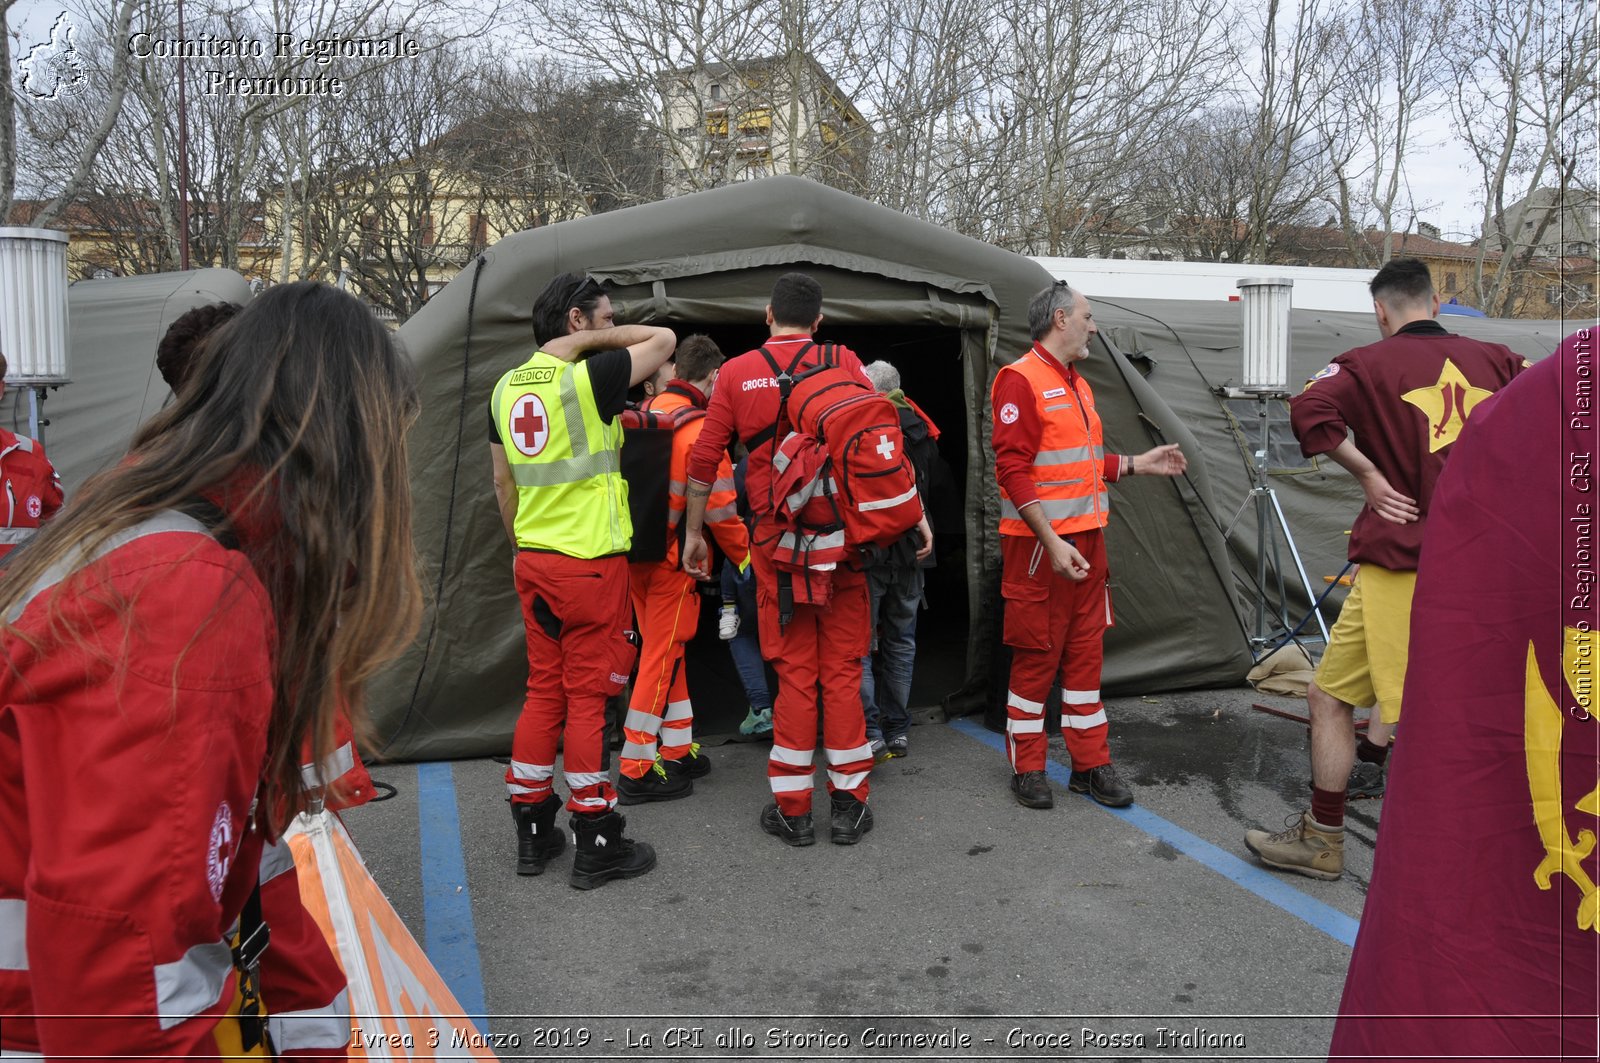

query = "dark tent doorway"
[649,318,971,724]
[380,176,1249,760]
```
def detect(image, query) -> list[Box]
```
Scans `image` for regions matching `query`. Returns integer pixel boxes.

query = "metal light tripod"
[26,385,49,446]
[1223,391,1329,659]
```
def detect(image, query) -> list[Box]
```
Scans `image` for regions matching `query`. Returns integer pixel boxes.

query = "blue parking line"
[416,761,489,1031]
[948,717,1360,947]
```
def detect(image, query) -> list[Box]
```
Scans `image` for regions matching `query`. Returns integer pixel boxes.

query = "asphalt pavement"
[341,686,1377,1062]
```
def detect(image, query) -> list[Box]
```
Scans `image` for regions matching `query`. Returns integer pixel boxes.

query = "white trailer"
[1031,256,1379,314]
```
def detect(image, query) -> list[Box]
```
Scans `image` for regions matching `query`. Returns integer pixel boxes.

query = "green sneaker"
[739,706,773,738]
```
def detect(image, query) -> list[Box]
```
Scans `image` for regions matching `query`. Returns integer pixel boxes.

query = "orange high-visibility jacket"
[645,384,750,570]
[995,349,1110,537]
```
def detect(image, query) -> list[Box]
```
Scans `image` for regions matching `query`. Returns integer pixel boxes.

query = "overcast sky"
[11,0,1489,240]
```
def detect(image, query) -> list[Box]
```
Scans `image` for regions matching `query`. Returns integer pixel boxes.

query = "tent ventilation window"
[1222,398,1312,471]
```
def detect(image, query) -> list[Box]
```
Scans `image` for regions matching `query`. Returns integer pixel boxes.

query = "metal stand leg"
[1268,485,1329,644]
[1221,394,1329,658]
[27,387,45,446]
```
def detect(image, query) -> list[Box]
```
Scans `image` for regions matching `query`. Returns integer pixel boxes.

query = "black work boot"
[828,792,875,845]
[616,758,693,805]
[1069,763,1134,808]
[510,796,566,877]
[568,811,657,890]
[673,742,713,778]
[1010,770,1054,809]
[760,802,816,846]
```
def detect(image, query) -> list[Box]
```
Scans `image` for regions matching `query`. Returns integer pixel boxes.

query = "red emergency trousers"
[1001,530,1113,772]
[751,541,874,815]
[506,551,636,814]
[621,385,748,777]
[624,563,699,774]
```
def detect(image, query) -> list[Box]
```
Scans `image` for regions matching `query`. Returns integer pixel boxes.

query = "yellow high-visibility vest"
[490,351,630,557]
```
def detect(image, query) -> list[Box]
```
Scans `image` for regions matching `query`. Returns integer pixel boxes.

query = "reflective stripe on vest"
[155,938,235,1029]
[0,898,24,970]
[267,987,352,1052]
[491,352,629,558]
[997,351,1110,537]
[257,838,297,885]
[300,740,356,790]
[4,511,209,624]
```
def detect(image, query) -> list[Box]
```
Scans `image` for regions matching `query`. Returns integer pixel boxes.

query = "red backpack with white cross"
[761,344,923,606]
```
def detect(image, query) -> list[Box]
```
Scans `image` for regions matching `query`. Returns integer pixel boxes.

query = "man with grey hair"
[858,358,940,760]
[991,281,1186,810]
[862,360,900,394]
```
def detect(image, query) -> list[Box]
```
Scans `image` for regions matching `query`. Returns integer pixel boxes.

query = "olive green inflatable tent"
[1076,294,1566,640]
[45,268,254,492]
[34,200,1569,763]
[375,176,1250,759]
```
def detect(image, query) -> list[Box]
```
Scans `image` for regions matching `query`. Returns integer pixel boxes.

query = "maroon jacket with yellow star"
[1289,319,1525,570]
[1329,331,1598,1061]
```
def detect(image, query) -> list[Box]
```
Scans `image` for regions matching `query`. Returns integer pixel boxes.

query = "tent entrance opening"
[666,322,971,731]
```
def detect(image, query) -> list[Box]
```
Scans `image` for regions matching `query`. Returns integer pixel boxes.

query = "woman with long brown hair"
[0,281,423,1057]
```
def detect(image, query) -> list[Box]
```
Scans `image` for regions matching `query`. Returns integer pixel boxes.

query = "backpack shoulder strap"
[785,341,816,376]
[747,342,817,453]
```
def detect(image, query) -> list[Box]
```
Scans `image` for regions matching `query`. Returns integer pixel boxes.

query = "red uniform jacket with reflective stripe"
[299,708,373,812]
[0,515,347,1058]
[992,346,1124,537]
[686,335,871,522]
[643,383,749,571]
[0,427,64,561]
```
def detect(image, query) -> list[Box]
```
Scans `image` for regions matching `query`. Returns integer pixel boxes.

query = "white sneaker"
[718,605,740,640]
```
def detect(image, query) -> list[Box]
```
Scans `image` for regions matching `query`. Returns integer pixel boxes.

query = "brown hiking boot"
[1244,811,1344,880]
[1010,770,1054,809]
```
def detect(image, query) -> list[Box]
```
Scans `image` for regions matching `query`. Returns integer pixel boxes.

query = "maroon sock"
[1356,736,1390,767]
[1311,786,1346,829]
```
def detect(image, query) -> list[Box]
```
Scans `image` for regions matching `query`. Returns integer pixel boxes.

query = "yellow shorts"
[1313,566,1417,725]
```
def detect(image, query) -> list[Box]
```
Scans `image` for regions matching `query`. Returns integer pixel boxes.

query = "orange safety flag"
[285,812,499,1061]
[1330,331,1599,1061]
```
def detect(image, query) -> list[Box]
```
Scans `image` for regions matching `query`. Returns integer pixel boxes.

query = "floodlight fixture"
[1237,276,1294,395]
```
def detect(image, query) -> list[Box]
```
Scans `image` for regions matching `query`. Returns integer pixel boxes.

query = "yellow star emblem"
[1402,359,1495,452]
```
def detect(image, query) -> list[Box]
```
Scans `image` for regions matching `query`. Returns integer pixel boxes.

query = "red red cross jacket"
[686,335,871,520]
[0,510,348,1059]
[0,427,64,561]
